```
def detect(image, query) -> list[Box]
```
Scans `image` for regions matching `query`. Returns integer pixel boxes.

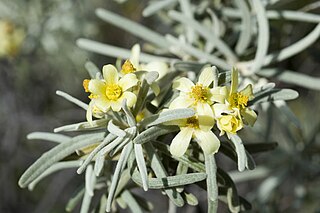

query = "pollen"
[121,59,136,74]
[190,84,208,103]
[229,92,249,110]
[186,116,199,129]
[83,79,90,92]
[105,84,122,101]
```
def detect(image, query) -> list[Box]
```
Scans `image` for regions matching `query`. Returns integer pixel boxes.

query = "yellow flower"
[0,20,24,57]
[213,68,257,136]
[215,106,243,135]
[84,64,138,122]
[227,68,257,126]
[169,66,227,117]
[166,115,220,157]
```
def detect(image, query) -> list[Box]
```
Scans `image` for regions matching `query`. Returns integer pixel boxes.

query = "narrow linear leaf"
[144,143,184,207]
[106,143,133,212]
[85,61,101,79]
[54,119,108,132]
[257,68,320,91]
[145,71,159,85]
[250,88,299,105]
[133,125,179,145]
[251,0,269,73]
[245,151,256,170]
[168,10,238,63]
[56,90,88,110]
[96,8,169,48]
[234,0,252,55]
[228,167,270,183]
[261,23,320,66]
[223,8,320,23]
[120,190,143,213]
[77,134,117,174]
[133,79,149,116]
[107,120,126,137]
[143,0,177,17]
[122,99,136,127]
[27,132,71,143]
[179,0,196,43]
[166,34,231,70]
[183,192,198,206]
[77,39,173,63]
[94,153,105,176]
[134,144,148,191]
[28,161,80,190]
[85,165,95,197]
[141,108,195,127]
[205,154,218,212]
[66,186,85,212]
[98,194,108,213]
[19,132,105,188]
[229,134,247,172]
[132,170,207,189]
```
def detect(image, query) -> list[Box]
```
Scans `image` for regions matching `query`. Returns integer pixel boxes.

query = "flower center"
[121,60,136,74]
[105,84,122,101]
[190,84,208,103]
[229,92,249,110]
[186,116,199,129]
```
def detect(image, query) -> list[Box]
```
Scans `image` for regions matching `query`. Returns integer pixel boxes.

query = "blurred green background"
[0,0,319,212]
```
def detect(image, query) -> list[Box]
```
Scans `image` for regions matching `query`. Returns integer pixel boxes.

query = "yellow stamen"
[105,84,122,100]
[121,59,136,74]
[186,116,199,129]
[189,84,208,103]
[83,79,90,92]
[229,92,249,110]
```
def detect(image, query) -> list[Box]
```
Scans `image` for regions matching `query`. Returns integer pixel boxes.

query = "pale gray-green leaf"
[134,144,148,191]
[229,134,247,172]
[251,0,269,73]
[141,108,195,127]
[133,125,179,145]
[77,134,117,174]
[19,132,105,188]
[106,143,133,212]
[56,90,88,110]
[96,8,169,48]
[27,132,71,143]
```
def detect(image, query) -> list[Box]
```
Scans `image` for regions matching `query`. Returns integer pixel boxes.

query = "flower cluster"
[167,67,257,157]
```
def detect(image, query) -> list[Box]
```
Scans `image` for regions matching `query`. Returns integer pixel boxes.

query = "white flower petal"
[196,102,214,117]
[130,44,141,69]
[170,127,193,157]
[110,101,122,112]
[209,86,228,103]
[118,73,138,91]
[198,114,215,131]
[120,91,137,108]
[213,103,231,117]
[230,68,238,94]
[88,79,105,95]
[198,66,214,87]
[242,108,257,126]
[172,77,194,93]
[169,95,193,109]
[103,64,119,85]
[194,130,220,155]
[240,84,254,100]
[143,61,169,80]
[93,97,110,112]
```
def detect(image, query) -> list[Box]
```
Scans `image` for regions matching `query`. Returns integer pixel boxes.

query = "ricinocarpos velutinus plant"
[19,1,320,212]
